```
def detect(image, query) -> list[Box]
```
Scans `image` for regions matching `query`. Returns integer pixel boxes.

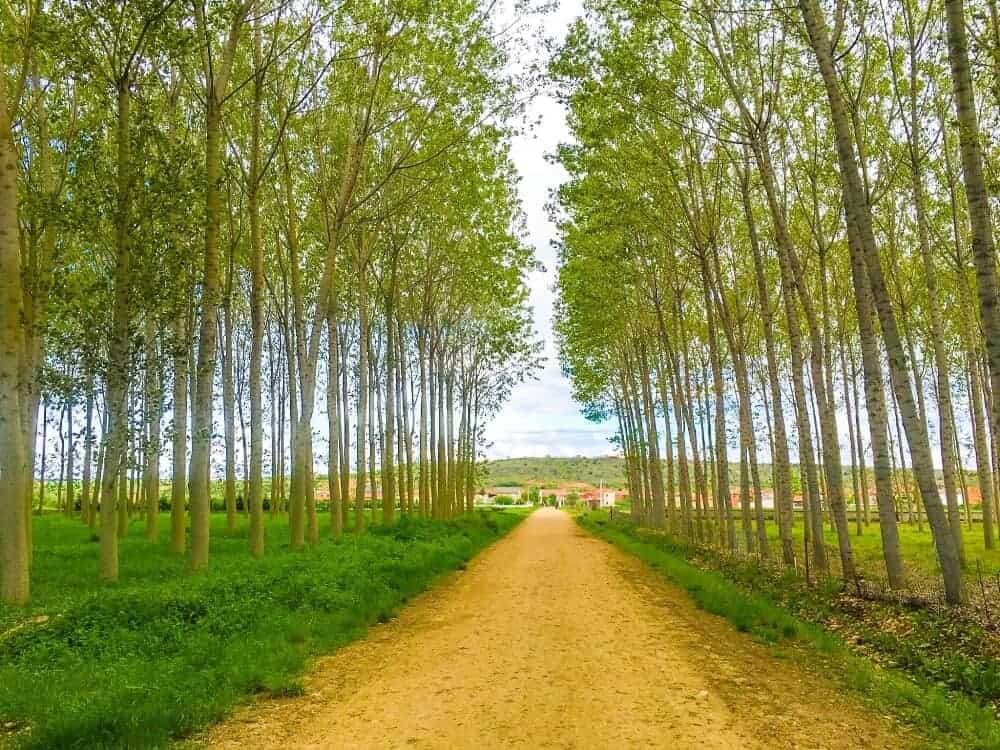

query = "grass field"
[756,517,1000,585]
[0,510,523,749]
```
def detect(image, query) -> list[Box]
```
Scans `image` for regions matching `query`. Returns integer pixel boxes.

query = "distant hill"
[482,456,793,491]
[483,456,629,488]
[482,456,962,493]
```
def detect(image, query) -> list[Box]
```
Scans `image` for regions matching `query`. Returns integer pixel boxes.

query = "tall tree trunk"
[0,72,30,604]
[638,343,666,527]
[327,313,343,537]
[970,350,995,547]
[65,399,75,517]
[667,354,693,539]
[99,82,136,584]
[749,139,832,574]
[679,330,707,542]
[849,345,870,526]
[81,370,95,526]
[143,319,161,541]
[656,357,678,531]
[222,292,237,533]
[437,346,448,517]
[429,336,438,513]
[247,6,265,557]
[395,339,407,512]
[800,0,961,602]
[841,338,862,535]
[899,20,964,559]
[742,172,794,564]
[399,320,414,513]
[55,407,64,514]
[189,95,224,571]
[944,2,1000,549]
[92,410,106,533]
[340,326,350,524]
[418,331,430,517]
[368,351,378,524]
[355,268,369,534]
[383,304,397,524]
[170,313,188,554]
[269,340,278,519]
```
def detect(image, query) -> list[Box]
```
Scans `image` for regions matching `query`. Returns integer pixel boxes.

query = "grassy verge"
[0,510,524,749]
[578,511,1000,750]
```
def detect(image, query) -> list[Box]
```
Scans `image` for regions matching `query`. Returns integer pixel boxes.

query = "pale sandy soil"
[204,508,911,749]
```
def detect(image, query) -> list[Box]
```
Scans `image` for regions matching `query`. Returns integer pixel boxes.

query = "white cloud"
[482,0,614,459]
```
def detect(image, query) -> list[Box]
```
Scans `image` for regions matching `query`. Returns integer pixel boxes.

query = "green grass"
[578,511,1000,750]
[763,517,1000,583]
[0,509,524,749]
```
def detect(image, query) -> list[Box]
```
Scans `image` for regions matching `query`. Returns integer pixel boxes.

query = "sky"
[481,0,618,460]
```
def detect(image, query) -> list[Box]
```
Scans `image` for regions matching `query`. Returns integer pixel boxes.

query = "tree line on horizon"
[553,0,1000,605]
[0,0,541,606]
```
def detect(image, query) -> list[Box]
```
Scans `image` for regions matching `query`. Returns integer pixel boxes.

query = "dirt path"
[206,508,910,749]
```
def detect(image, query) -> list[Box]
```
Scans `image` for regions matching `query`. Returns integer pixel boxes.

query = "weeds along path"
[205,508,908,749]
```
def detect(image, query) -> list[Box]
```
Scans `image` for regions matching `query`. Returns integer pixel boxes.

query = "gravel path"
[205,508,910,749]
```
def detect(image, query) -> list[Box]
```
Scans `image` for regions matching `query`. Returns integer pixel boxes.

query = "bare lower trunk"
[399,320,414,513]
[664,351,693,538]
[222,298,237,532]
[143,320,161,541]
[679,332,707,542]
[446,366,457,516]
[638,344,665,527]
[355,273,369,534]
[437,348,448,517]
[340,328,350,524]
[849,347,870,526]
[81,371,95,526]
[418,333,429,517]
[170,313,188,554]
[655,358,677,531]
[970,351,995,547]
[368,356,378,524]
[189,98,224,571]
[428,339,437,513]
[841,340,862,535]
[383,306,396,524]
[327,313,343,537]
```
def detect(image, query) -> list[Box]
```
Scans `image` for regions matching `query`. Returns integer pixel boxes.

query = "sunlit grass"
[760,517,1000,582]
[0,510,523,749]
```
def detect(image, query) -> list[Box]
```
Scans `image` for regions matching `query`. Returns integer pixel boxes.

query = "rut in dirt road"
[207,508,909,749]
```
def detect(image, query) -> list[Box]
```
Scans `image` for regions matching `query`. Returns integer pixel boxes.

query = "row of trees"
[553,0,1000,605]
[0,0,539,605]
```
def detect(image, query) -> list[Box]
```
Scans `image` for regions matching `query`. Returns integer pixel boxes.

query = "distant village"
[476,485,622,510]
[473,483,989,513]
